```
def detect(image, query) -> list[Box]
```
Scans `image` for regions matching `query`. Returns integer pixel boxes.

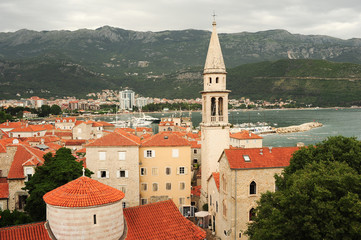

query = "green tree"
[50,104,62,115]
[23,148,92,221]
[246,136,361,240]
[38,105,51,117]
[0,111,12,123]
[0,209,33,227]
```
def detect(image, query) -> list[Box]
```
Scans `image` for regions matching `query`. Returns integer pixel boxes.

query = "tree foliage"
[246,136,361,240]
[0,209,33,227]
[50,104,62,115]
[23,147,92,221]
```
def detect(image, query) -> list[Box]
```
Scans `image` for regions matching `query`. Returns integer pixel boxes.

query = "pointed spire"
[204,19,226,74]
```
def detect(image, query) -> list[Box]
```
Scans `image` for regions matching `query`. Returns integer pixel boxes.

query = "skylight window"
[243,155,251,162]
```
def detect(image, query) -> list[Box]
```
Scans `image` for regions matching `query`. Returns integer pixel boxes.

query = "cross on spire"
[82,167,85,177]
[212,11,217,22]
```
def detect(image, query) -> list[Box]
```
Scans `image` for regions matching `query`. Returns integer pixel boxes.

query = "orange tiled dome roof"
[43,176,125,207]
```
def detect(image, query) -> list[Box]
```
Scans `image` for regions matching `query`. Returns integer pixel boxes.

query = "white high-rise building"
[119,90,135,110]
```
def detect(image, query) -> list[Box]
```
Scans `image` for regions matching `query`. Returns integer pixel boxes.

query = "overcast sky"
[1,0,361,39]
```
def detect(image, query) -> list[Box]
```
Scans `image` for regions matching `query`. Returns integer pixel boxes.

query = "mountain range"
[1,26,361,106]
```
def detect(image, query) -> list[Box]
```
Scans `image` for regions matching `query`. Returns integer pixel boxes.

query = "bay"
[97,108,361,147]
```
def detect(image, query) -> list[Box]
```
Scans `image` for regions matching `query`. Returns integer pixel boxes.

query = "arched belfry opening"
[218,97,223,121]
[211,97,216,117]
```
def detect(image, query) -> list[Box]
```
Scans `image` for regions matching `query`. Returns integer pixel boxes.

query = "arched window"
[211,97,216,116]
[209,77,212,83]
[218,97,223,116]
[216,77,219,83]
[249,208,256,221]
[210,195,212,205]
[250,181,256,195]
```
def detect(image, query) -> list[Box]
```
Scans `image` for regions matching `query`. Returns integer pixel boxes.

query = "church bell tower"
[200,19,230,202]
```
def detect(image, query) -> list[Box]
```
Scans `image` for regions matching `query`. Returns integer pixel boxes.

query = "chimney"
[41,138,44,144]
[269,147,272,153]
[260,149,263,155]
[249,131,251,137]
[6,120,9,126]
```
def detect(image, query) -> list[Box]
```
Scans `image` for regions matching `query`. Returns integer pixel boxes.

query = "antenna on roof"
[82,167,85,176]
[212,11,217,22]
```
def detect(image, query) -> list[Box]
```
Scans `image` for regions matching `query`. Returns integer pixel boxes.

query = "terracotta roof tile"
[55,117,76,123]
[136,127,152,132]
[0,183,9,198]
[0,222,51,240]
[224,147,299,169]
[0,121,25,129]
[190,140,201,149]
[64,139,86,146]
[9,125,46,133]
[141,132,190,147]
[43,176,124,207]
[159,121,174,126]
[212,172,220,191]
[230,130,263,140]
[86,131,140,147]
[124,200,206,240]
[8,145,44,179]
[119,127,135,133]
[0,129,9,139]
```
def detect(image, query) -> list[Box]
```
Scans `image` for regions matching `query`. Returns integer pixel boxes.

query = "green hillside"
[227,59,361,106]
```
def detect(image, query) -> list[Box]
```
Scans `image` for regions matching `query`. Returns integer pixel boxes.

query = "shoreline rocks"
[276,122,323,134]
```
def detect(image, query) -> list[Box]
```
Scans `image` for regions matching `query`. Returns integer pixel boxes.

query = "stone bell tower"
[200,19,230,203]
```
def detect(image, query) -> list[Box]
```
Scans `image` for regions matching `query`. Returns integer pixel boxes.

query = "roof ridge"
[114,131,140,145]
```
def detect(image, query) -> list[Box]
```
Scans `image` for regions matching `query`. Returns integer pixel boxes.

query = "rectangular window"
[152,168,158,176]
[118,151,126,160]
[93,214,97,224]
[178,167,187,175]
[152,183,158,191]
[119,185,127,193]
[140,168,147,176]
[118,170,128,178]
[98,170,109,179]
[141,198,148,205]
[99,151,106,160]
[165,167,171,175]
[166,182,172,190]
[193,149,197,154]
[122,202,127,208]
[144,150,155,158]
[172,149,179,158]
[180,182,185,190]
[141,183,148,191]
[179,197,185,205]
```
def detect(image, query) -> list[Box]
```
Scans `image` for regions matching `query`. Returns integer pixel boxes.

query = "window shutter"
[125,170,129,178]
[97,171,101,178]
[184,167,188,175]
[106,171,109,178]
[152,150,155,157]
[177,167,180,175]
[144,150,147,158]
[116,170,120,178]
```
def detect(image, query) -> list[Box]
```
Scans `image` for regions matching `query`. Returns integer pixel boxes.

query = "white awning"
[195,211,209,218]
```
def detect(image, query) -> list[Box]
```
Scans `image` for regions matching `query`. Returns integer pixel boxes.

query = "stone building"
[85,131,140,207]
[230,130,263,148]
[215,147,298,239]
[55,117,76,130]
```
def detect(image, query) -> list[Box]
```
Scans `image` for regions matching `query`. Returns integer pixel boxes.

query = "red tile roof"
[224,147,299,169]
[119,127,135,133]
[9,125,46,133]
[53,131,73,138]
[75,148,86,153]
[159,121,174,126]
[190,140,201,149]
[141,132,190,147]
[136,127,152,132]
[0,121,25,129]
[191,185,201,197]
[63,139,86,146]
[123,200,206,240]
[86,131,140,147]
[8,145,45,179]
[0,138,18,153]
[0,183,9,199]
[0,222,51,240]
[97,121,115,127]
[0,129,9,139]
[212,172,220,191]
[43,176,125,208]
[230,130,263,140]
[55,117,76,123]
